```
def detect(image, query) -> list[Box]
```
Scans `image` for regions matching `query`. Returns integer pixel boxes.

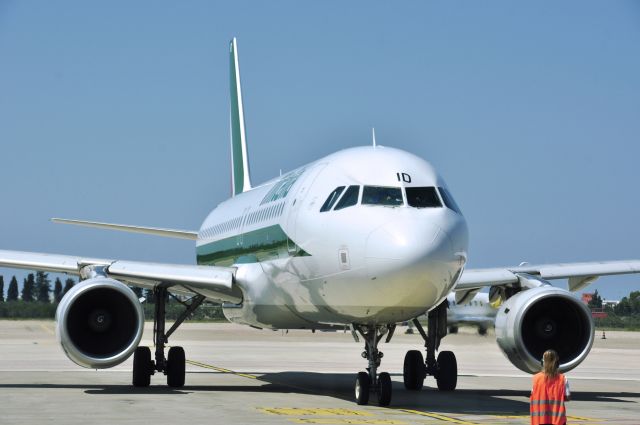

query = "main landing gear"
[403,301,458,392]
[132,286,205,388]
[351,324,396,406]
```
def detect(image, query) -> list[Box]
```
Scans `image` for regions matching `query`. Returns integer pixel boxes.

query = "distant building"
[581,292,608,318]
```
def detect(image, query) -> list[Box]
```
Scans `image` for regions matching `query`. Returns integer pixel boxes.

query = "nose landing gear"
[351,324,395,406]
[403,301,458,392]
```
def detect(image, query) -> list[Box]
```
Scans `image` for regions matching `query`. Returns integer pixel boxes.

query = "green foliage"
[35,271,51,303]
[588,290,603,309]
[131,287,143,298]
[63,278,75,296]
[0,299,226,321]
[7,277,19,302]
[21,274,35,302]
[144,289,155,304]
[53,278,63,303]
[614,291,640,316]
[0,276,4,302]
[0,301,57,318]
[141,302,227,321]
[594,314,640,331]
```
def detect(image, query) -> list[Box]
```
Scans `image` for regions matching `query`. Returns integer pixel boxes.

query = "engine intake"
[495,286,594,374]
[56,277,144,369]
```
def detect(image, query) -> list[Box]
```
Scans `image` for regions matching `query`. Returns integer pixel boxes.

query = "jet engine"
[495,286,594,374]
[55,277,144,369]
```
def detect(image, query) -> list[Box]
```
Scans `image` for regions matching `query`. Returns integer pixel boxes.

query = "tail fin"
[229,38,252,196]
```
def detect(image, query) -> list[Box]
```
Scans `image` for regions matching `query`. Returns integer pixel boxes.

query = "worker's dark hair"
[542,349,559,378]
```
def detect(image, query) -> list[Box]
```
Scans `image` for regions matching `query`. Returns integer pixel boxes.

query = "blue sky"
[1,1,639,299]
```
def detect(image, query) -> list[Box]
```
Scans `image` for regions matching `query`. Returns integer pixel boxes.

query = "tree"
[588,290,603,309]
[7,276,19,301]
[62,278,75,296]
[144,289,155,304]
[131,287,144,299]
[613,290,640,316]
[53,277,63,303]
[35,271,51,303]
[0,276,4,302]
[21,274,35,302]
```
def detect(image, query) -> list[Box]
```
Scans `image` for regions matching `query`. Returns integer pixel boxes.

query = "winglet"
[229,38,252,196]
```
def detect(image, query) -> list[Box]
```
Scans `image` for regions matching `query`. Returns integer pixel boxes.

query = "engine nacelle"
[495,286,594,374]
[56,277,144,369]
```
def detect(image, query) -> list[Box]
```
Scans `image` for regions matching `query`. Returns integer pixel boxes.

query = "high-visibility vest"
[530,372,567,425]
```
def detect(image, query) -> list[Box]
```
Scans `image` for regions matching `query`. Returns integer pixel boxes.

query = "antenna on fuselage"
[372,128,377,148]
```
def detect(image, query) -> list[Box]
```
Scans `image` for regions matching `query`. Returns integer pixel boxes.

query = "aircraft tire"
[355,372,370,405]
[435,351,457,391]
[132,346,152,387]
[403,350,425,390]
[377,372,392,407]
[166,346,186,388]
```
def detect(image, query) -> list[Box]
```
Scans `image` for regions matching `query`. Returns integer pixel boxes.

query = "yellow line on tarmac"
[394,409,478,425]
[186,359,258,379]
[39,323,54,335]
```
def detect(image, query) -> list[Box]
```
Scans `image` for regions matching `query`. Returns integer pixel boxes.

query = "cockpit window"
[334,185,360,210]
[438,187,462,214]
[362,186,403,206]
[406,187,442,208]
[320,186,345,212]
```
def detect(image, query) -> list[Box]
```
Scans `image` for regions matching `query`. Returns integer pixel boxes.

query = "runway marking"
[491,414,598,423]
[186,360,258,379]
[260,408,373,416]
[39,323,54,335]
[187,360,604,425]
[290,420,406,424]
[395,409,478,424]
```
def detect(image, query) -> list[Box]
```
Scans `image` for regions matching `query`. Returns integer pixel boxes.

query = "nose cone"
[366,219,452,265]
[364,218,461,309]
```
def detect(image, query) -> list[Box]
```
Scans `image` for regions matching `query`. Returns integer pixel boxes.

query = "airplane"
[447,292,496,335]
[405,292,496,335]
[2,38,640,407]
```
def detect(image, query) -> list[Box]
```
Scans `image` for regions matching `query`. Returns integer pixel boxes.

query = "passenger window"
[406,187,442,208]
[438,187,462,214]
[362,186,403,207]
[334,185,360,210]
[320,186,346,212]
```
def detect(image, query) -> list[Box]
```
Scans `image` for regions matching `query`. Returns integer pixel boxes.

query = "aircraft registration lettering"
[396,172,411,183]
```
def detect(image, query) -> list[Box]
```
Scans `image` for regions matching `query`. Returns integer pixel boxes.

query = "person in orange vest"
[530,349,571,425]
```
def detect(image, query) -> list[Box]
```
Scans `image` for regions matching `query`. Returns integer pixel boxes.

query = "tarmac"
[0,320,638,424]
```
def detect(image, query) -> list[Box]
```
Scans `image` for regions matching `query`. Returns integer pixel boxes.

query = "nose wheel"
[351,324,395,406]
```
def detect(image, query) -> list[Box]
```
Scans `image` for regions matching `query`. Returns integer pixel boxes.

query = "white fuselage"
[196,146,469,329]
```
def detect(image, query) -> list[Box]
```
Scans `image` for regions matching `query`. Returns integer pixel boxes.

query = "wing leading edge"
[456,260,640,292]
[0,249,241,304]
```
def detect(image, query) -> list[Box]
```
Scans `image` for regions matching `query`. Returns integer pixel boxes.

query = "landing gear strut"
[352,324,395,406]
[402,301,457,391]
[132,286,205,388]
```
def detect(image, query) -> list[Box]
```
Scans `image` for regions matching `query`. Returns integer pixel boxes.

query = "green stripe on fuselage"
[197,224,310,267]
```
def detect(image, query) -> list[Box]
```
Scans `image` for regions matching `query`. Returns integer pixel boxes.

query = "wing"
[455,260,640,293]
[0,249,241,304]
[51,218,198,240]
